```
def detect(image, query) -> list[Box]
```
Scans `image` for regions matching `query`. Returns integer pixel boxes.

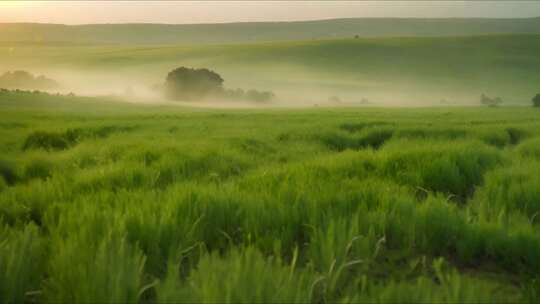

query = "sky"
[1,1,540,25]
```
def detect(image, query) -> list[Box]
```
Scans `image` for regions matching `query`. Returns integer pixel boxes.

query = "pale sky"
[1,1,540,25]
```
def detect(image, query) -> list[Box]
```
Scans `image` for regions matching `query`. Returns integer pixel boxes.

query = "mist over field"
[1,25,540,106]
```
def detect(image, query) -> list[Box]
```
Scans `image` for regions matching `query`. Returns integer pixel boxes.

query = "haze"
[1,1,540,107]
[2,1,540,24]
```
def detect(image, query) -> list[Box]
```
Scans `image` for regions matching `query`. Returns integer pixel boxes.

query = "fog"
[0,61,522,108]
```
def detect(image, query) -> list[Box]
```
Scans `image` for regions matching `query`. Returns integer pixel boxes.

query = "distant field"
[2,17,540,45]
[1,93,540,302]
[1,34,540,105]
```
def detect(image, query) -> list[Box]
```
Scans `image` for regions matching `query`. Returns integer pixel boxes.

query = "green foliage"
[481,94,504,107]
[165,67,224,101]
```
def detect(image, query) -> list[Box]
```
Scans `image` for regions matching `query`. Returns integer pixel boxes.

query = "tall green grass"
[1,96,540,302]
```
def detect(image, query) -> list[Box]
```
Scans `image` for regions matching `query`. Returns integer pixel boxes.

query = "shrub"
[532,93,540,107]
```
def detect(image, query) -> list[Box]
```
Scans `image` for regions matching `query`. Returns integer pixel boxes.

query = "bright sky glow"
[0,1,539,25]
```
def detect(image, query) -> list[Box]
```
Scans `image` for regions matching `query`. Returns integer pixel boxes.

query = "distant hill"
[1,17,540,45]
[3,34,540,104]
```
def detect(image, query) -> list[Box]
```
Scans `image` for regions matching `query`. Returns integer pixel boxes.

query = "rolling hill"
[1,17,540,45]
[1,33,539,105]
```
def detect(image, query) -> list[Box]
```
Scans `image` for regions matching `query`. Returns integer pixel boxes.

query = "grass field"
[2,92,540,302]
[2,34,540,105]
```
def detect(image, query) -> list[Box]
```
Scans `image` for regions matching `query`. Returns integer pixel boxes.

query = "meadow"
[2,34,540,104]
[2,92,540,303]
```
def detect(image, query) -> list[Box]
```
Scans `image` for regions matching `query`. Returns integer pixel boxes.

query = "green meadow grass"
[1,94,540,303]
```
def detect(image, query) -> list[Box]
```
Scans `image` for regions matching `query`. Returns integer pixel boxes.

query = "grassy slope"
[2,34,540,104]
[1,17,540,44]
[2,93,540,302]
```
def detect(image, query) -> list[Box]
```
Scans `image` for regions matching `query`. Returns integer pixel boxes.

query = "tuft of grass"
[22,126,137,151]
[22,131,75,151]
[158,247,313,303]
[473,160,540,220]
[319,128,393,151]
[22,156,54,181]
[516,137,540,160]
[0,159,18,185]
[45,232,146,303]
[0,223,45,304]
[379,139,502,199]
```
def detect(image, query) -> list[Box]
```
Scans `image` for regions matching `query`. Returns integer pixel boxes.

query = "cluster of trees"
[164,67,274,103]
[0,88,74,97]
[480,93,540,108]
[0,70,59,90]
[480,94,503,107]
[222,88,275,103]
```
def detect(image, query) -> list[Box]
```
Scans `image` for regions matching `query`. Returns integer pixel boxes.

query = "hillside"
[1,34,539,105]
[1,17,540,45]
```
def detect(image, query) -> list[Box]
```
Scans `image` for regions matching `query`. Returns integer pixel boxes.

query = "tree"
[533,93,540,107]
[165,67,224,101]
[0,70,58,90]
[480,94,503,107]
[246,89,274,102]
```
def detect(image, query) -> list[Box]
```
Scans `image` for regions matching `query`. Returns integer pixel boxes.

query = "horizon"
[2,1,540,25]
[3,15,540,27]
